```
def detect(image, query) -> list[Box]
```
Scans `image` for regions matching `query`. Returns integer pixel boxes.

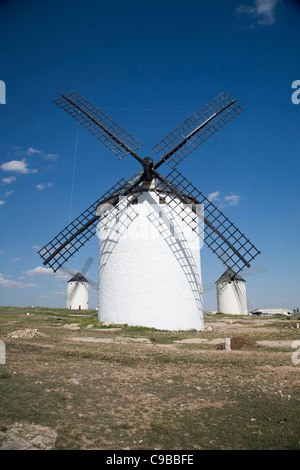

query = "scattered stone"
[0,422,57,450]
[70,336,152,344]
[115,337,152,344]
[174,338,208,344]
[94,327,122,332]
[256,340,294,348]
[67,378,80,385]
[215,337,259,350]
[284,323,299,329]
[62,323,80,330]
[71,336,114,343]
[7,329,46,339]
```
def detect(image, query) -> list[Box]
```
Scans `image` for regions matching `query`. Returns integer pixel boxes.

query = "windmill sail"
[232,281,248,315]
[38,172,144,271]
[202,265,267,295]
[153,168,260,274]
[153,91,242,170]
[60,257,98,290]
[38,89,260,279]
[54,91,144,161]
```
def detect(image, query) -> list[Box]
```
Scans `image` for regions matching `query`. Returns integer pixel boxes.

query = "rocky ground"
[0,307,299,450]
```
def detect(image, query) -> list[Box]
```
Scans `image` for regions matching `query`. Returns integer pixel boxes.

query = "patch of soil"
[214,337,259,350]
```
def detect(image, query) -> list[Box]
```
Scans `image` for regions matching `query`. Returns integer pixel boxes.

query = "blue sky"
[0,0,299,311]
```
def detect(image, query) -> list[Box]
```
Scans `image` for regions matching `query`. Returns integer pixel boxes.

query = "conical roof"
[68,272,88,283]
[216,267,245,283]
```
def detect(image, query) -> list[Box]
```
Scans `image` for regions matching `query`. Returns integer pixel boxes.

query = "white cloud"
[3,190,13,198]
[11,257,20,262]
[207,191,241,207]
[2,176,17,184]
[55,271,69,281]
[236,0,280,25]
[207,191,220,202]
[32,245,41,250]
[0,159,37,174]
[224,194,241,206]
[25,266,54,276]
[0,273,37,289]
[26,147,42,156]
[36,182,52,190]
[0,200,5,206]
[25,147,59,162]
[44,153,59,161]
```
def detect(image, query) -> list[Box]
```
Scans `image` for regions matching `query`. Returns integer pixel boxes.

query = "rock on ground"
[7,329,46,339]
[0,422,57,450]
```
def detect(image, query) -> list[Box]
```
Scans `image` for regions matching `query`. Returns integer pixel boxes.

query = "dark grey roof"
[216,267,245,283]
[111,172,187,197]
[68,272,88,283]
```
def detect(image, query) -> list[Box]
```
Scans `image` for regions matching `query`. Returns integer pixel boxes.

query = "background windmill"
[38,90,260,330]
[216,268,247,315]
[202,265,267,315]
[60,257,97,310]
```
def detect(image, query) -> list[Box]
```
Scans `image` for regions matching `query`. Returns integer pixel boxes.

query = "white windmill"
[216,268,247,315]
[60,257,97,310]
[202,265,267,315]
[38,91,260,330]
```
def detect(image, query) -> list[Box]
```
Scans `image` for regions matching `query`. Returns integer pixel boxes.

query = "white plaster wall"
[216,280,247,315]
[97,190,203,330]
[66,282,89,310]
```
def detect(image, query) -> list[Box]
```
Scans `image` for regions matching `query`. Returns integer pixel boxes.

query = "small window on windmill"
[131,197,138,205]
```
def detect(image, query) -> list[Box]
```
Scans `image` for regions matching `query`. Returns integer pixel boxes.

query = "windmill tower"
[66,272,89,310]
[96,179,203,330]
[60,257,97,310]
[202,265,267,313]
[38,91,260,330]
[216,268,247,315]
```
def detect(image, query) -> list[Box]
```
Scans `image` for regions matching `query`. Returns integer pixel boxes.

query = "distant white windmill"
[202,265,267,315]
[216,268,247,315]
[60,257,97,310]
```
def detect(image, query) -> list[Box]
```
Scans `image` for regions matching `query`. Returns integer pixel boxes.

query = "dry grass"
[0,307,300,450]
